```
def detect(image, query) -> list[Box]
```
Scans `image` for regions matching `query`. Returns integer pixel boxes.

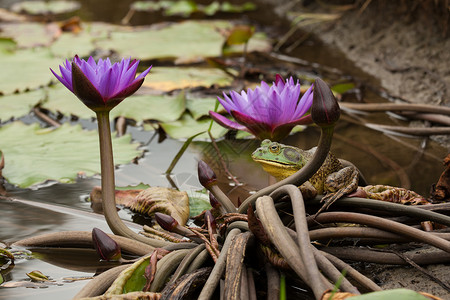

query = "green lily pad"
[97,20,271,63]
[42,85,186,122]
[187,189,212,217]
[186,95,219,120]
[0,121,142,187]
[142,66,235,91]
[0,89,45,122]
[50,22,120,58]
[111,92,186,123]
[0,22,59,48]
[10,1,81,15]
[0,47,61,94]
[159,114,228,140]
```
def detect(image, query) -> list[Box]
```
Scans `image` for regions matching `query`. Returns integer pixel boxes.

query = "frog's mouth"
[252,158,299,180]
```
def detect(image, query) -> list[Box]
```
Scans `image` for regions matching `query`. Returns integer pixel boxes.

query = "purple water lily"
[50,55,152,112]
[209,74,314,141]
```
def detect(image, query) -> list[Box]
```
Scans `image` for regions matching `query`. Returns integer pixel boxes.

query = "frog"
[251,139,360,213]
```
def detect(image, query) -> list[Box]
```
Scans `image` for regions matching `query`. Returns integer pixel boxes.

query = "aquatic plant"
[50,56,165,247]
[209,74,313,141]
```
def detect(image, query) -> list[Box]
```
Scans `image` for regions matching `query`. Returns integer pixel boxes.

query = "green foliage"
[0,122,142,187]
[10,1,80,15]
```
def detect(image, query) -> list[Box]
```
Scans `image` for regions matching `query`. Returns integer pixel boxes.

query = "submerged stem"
[96,111,169,248]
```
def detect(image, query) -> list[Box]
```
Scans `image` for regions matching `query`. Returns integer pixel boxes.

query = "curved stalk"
[169,244,206,285]
[73,264,130,299]
[322,247,450,265]
[309,196,450,227]
[150,249,191,292]
[12,231,155,256]
[308,212,450,253]
[319,251,382,292]
[270,185,326,295]
[96,111,170,248]
[238,126,334,213]
[256,195,331,299]
[198,228,241,300]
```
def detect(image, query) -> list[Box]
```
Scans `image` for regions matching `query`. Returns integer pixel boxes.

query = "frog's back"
[308,148,342,194]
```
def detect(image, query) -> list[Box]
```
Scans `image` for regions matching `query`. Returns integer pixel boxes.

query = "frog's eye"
[269,143,281,154]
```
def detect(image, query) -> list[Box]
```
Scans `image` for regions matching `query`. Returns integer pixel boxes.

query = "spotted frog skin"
[252,139,359,211]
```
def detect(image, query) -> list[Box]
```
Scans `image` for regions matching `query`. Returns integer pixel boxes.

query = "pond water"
[1,0,448,299]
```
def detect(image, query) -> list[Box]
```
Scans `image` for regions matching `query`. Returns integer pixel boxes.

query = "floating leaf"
[187,189,212,217]
[42,85,185,122]
[331,82,355,94]
[0,47,61,94]
[0,22,60,49]
[0,89,44,122]
[142,67,234,91]
[225,25,254,46]
[130,187,190,225]
[110,92,186,123]
[50,22,119,58]
[186,96,219,120]
[163,0,198,17]
[0,121,142,187]
[97,20,271,63]
[10,1,81,15]
[0,248,14,261]
[26,270,50,282]
[160,114,228,140]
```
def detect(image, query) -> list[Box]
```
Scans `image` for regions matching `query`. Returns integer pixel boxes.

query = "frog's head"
[251,139,306,180]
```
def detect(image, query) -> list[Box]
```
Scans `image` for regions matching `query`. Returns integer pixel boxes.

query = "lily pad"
[350,289,429,300]
[159,114,228,140]
[0,47,61,94]
[187,189,212,217]
[97,20,271,63]
[0,89,45,122]
[0,22,60,48]
[43,85,186,122]
[186,96,219,120]
[10,1,81,15]
[142,67,234,91]
[50,22,120,58]
[0,121,142,187]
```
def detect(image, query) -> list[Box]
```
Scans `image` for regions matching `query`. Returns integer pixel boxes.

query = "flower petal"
[71,62,104,110]
[209,111,248,131]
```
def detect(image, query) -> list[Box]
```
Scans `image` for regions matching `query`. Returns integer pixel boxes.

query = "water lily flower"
[50,55,151,112]
[50,56,162,247]
[209,74,313,141]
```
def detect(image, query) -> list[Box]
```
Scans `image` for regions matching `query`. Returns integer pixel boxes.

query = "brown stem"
[198,228,241,300]
[265,263,280,300]
[256,195,331,299]
[319,251,382,292]
[96,111,169,248]
[270,185,326,294]
[308,212,450,253]
[11,231,154,256]
[341,102,450,115]
[238,126,334,213]
[322,247,450,265]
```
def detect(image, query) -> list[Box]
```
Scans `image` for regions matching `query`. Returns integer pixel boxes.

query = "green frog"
[252,139,359,212]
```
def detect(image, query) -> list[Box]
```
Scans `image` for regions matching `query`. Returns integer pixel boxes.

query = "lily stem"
[96,111,169,248]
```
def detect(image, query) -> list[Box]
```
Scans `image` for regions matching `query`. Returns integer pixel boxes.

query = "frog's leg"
[316,166,359,215]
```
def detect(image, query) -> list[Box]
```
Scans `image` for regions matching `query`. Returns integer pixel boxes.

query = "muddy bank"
[263,0,450,147]
[257,1,450,298]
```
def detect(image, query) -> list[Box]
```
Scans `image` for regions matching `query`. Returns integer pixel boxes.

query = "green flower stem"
[96,111,169,248]
[238,125,334,214]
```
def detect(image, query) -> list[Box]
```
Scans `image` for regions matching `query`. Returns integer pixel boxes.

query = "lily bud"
[311,78,340,127]
[209,193,220,208]
[205,210,217,234]
[198,160,217,188]
[155,212,179,232]
[92,228,121,261]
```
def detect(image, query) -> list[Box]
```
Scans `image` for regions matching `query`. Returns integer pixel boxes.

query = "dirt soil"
[259,0,450,298]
